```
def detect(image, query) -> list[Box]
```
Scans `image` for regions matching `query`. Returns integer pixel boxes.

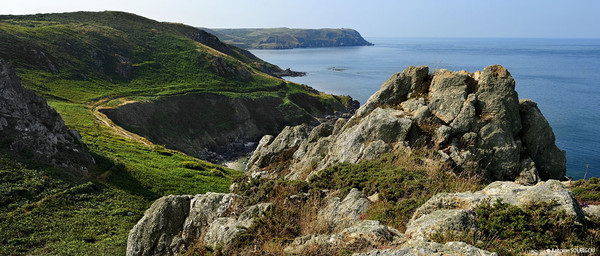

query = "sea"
[250,37,600,180]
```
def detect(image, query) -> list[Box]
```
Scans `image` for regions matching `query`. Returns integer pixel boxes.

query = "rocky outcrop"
[126,192,270,256]
[406,180,584,240]
[317,188,371,232]
[284,220,403,255]
[127,195,191,256]
[247,65,566,182]
[283,180,579,255]
[0,60,91,171]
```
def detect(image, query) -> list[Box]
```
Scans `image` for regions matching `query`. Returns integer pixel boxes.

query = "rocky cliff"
[0,60,91,172]
[247,65,566,182]
[101,91,357,163]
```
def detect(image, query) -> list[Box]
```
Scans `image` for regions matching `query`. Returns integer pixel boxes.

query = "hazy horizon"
[2,0,599,39]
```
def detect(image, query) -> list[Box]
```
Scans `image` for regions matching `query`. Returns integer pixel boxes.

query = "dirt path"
[91,99,153,147]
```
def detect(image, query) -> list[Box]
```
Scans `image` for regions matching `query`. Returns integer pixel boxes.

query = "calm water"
[251,37,600,179]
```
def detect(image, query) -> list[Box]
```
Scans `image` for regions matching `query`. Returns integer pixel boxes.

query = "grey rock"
[475,65,521,136]
[318,188,371,231]
[127,193,271,255]
[202,202,271,249]
[324,108,412,167]
[519,99,566,180]
[285,220,403,255]
[428,70,470,123]
[434,125,452,147]
[362,140,392,161]
[405,209,475,239]
[477,122,520,180]
[0,60,91,170]
[332,117,348,135]
[246,125,309,175]
[412,106,430,124]
[127,195,191,256]
[400,97,426,113]
[582,205,600,219]
[450,94,477,134]
[245,65,566,185]
[356,66,429,118]
[181,193,244,242]
[203,217,240,248]
[515,157,541,185]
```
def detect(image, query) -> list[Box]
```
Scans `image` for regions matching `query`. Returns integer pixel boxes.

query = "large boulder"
[519,99,566,180]
[127,195,191,256]
[127,193,270,256]
[317,188,371,232]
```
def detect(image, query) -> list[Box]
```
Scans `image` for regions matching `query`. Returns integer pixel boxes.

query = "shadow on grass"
[89,152,160,200]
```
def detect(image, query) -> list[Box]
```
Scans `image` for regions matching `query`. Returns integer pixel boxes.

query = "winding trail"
[91,99,153,147]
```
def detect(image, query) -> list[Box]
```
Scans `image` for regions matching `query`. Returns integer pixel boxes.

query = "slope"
[0,11,355,254]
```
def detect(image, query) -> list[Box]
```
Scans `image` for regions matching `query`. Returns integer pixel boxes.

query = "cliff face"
[101,91,357,163]
[247,65,566,182]
[201,28,374,49]
[0,60,91,171]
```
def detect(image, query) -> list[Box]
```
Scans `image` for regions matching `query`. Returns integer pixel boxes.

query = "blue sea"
[251,37,600,179]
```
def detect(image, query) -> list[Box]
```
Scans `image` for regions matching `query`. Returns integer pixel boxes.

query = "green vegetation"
[201,28,373,49]
[432,199,600,256]
[572,177,600,204]
[0,98,239,255]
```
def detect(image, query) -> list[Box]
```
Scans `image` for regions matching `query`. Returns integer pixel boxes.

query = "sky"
[2,0,599,38]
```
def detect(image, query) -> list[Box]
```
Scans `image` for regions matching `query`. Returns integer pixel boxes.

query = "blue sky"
[2,0,599,38]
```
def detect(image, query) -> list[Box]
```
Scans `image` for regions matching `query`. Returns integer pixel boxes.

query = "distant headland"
[200,27,373,49]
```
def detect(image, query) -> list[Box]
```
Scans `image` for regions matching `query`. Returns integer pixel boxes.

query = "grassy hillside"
[0,11,354,254]
[201,28,373,49]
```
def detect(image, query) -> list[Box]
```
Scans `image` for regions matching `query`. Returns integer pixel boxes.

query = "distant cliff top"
[200,28,373,49]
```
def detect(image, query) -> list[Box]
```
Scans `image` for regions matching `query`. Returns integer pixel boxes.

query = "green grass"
[0,100,241,255]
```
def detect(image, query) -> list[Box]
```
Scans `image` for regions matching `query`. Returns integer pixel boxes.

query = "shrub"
[432,199,600,255]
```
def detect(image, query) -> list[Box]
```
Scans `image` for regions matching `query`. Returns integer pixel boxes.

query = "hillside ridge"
[201,27,373,49]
